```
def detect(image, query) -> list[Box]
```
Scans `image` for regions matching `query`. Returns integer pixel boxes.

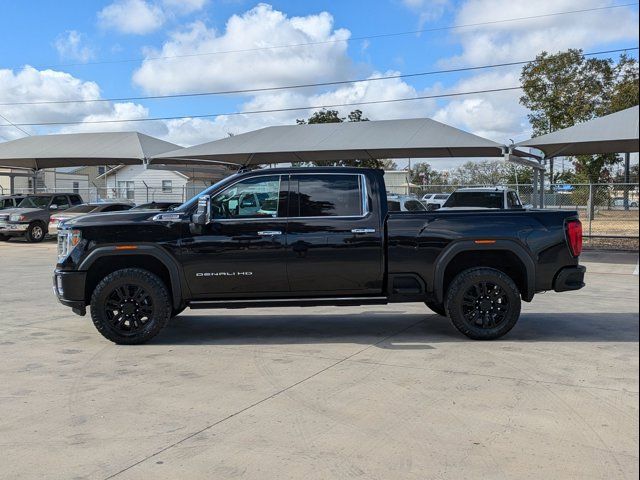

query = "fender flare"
[79,244,184,307]
[433,240,536,303]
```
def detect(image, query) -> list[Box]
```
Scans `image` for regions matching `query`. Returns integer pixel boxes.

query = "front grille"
[0,214,9,222]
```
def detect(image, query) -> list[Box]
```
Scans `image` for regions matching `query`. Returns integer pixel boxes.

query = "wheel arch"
[79,245,183,308]
[433,240,536,304]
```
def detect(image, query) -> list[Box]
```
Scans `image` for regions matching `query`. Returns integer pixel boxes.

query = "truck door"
[286,173,384,295]
[180,174,289,298]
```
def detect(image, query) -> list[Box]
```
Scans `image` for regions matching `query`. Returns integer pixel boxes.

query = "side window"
[211,175,282,219]
[52,195,70,209]
[291,174,363,217]
[387,200,400,212]
[70,195,83,206]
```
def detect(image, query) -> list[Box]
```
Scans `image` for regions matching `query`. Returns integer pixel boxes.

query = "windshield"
[64,204,99,214]
[444,191,503,209]
[17,196,50,209]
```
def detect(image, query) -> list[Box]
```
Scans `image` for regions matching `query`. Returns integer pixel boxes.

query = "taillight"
[566,219,582,257]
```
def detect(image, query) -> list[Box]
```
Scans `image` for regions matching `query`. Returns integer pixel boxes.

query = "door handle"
[351,228,376,234]
[258,230,282,236]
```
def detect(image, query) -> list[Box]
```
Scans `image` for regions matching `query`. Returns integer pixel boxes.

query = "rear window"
[404,200,426,211]
[65,204,99,213]
[291,174,363,217]
[435,194,449,199]
[444,192,503,209]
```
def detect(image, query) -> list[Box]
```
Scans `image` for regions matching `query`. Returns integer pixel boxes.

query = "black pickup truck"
[54,167,585,344]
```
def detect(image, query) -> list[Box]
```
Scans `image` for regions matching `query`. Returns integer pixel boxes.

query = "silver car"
[49,202,133,235]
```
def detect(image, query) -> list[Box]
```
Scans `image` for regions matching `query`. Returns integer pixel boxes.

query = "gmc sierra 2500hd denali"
[54,167,585,344]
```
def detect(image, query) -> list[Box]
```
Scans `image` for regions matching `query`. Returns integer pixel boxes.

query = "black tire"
[90,268,172,345]
[25,222,46,243]
[425,301,447,317]
[445,267,521,340]
[0,234,9,241]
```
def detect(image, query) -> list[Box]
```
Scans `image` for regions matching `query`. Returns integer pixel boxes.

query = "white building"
[0,168,90,200]
[97,164,224,205]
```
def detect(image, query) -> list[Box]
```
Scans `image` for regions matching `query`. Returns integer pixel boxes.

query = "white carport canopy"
[516,106,639,157]
[151,118,509,165]
[0,131,182,170]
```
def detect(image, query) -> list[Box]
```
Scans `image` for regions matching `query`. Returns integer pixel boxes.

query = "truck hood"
[0,207,43,217]
[65,209,182,227]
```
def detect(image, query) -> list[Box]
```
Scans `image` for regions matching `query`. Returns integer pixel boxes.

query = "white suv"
[421,193,450,208]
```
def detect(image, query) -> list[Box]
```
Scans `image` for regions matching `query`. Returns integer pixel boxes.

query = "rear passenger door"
[286,173,384,295]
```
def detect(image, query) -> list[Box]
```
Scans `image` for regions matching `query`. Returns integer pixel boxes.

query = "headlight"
[9,214,25,222]
[57,229,82,260]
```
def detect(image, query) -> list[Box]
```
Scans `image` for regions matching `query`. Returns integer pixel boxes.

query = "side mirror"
[49,204,58,211]
[191,195,211,225]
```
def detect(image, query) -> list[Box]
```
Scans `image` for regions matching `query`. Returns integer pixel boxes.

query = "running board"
[188,296,389,309]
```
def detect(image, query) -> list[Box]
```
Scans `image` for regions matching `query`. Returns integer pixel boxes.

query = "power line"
[2,86,524,127]
[0,111,30,136]
[2,47,636,107]
[17,2,640,70]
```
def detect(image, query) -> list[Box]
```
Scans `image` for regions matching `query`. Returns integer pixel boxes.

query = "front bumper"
[0,223,28,234]
[53,270,87,315]
[554,265,586,292]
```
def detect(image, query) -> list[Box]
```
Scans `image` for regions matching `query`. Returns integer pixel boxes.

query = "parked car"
[0,193,83,242]
[49,202,134,236]
[387,194,427,212]
[421,193,450,209]
[611,198,639,208]
[132,201,181,211]
[54,167,585,345]
[0,194,27,210]
[440,187,524,210]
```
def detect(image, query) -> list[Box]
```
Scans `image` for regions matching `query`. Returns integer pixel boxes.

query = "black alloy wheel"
[104,284,155,335]
[460,281,509,329]
[90,268,171,344]
[445,267,521,340]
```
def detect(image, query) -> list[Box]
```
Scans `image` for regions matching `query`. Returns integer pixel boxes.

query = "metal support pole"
[539,161,545,208]
[623,152,630,210]
[532,169,538,208]
[9,175,15,195]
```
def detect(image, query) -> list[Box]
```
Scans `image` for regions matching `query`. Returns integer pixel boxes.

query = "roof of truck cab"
[454,187,511,192]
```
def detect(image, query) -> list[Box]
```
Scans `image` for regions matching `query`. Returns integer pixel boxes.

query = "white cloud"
[401,0,450,27]
[54,31,95,63]
[133,4,352,94]
[0,66,161,139]
[161,0,208,15]
[98,0,165,35]
[446,0,639,66]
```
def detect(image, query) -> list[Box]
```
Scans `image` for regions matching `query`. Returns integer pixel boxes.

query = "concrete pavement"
[0,241,638,479]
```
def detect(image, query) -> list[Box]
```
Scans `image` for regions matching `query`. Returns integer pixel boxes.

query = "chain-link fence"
[3,180,638,249]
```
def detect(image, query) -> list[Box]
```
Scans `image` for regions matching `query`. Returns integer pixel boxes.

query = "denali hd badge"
[196,272,253,277]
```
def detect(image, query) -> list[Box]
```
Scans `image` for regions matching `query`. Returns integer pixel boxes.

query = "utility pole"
[623,152,630,210]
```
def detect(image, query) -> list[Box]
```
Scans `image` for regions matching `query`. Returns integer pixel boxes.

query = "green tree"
[296,109,390,168]
[520,49,639,183]
[409,162,447,186]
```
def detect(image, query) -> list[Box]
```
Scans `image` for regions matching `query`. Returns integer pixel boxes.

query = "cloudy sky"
[0,0,638,168]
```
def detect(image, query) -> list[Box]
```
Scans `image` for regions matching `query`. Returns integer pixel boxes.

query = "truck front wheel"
[445,267,521,340]
[90,268,172,345]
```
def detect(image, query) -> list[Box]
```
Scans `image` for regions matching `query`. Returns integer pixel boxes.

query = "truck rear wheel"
[445,267,521,340]
[90,268,172,345]
[25,222,46,243]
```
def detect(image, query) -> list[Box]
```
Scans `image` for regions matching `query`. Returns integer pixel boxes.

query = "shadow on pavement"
[152,311,639,346]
